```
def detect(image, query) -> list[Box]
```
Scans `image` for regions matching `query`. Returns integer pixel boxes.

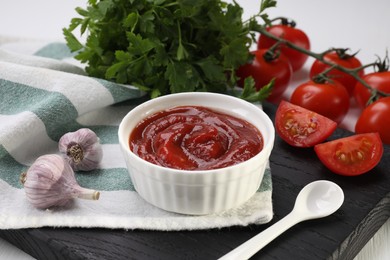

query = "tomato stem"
[270,17,296,27]
[263,41,282,61]
[353,62,378,73]
[366,89,381,106]
[318,48,355,59]
[312,64,337,84]
[256,27,390,101]
[318,48,335,59]
[373,53,390,72]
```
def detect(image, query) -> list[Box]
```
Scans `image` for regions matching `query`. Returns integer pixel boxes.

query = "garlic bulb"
[58,128,103,171]
[20,154,100,209]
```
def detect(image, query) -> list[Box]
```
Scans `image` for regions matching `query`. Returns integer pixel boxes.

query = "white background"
[1,0,389,259]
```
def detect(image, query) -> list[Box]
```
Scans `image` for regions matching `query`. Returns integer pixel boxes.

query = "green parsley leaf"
[240,78,274,103]
[62,28,83,52]
[165,61,199,93]
[64,0,275,103]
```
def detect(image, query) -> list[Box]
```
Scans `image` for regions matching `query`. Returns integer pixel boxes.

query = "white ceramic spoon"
[219,180,344,260]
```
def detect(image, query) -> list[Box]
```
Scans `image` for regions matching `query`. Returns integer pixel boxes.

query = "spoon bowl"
[294,180,344,220]
[219,180,344,260]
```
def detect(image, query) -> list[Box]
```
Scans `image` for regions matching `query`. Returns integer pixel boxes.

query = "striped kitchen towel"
[0,38,273,230]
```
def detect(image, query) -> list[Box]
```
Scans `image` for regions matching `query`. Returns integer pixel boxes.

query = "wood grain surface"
[1,102,389,260]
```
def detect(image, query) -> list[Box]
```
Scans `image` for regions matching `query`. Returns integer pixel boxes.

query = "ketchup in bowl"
[129,106,263,170]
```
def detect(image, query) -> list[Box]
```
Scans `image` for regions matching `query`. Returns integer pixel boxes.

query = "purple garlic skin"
[21,154,100,209]
[58,128,103,171]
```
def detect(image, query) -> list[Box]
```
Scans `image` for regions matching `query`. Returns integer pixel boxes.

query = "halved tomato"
[314,133,383,176]
[275,101,337,147]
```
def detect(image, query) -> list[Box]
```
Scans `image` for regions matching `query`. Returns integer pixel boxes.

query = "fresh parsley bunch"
[64,0,275,100]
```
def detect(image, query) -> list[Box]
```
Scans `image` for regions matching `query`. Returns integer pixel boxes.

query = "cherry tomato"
[236,49,292,103]
[355,97,390,145]
[290,80,350,124]
[314,133,383,176]
[310,50,364,95]
[354,71,390,108]
[258,24,310,71]
[275,101,337,147]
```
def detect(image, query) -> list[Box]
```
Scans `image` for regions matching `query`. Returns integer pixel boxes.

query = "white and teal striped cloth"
[0,38,273,230]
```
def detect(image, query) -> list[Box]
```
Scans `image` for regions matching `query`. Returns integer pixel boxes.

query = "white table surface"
[0,0,389,259]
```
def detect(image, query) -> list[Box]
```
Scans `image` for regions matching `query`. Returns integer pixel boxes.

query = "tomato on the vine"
[236,49,292,103]
[355,97,390,145]
[354,71,390,108]
[290,79,350,124]
[275,101,337,147]
[258,23,310,71]
[310,50,364,95]
[314,133,383,176]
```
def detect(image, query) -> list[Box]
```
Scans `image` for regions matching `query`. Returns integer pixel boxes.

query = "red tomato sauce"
[129,106,263,170]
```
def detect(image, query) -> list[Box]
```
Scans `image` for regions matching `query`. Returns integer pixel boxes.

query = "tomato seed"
[356,151,364,160]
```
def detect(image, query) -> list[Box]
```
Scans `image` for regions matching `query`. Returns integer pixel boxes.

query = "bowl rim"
[118,92,275,175]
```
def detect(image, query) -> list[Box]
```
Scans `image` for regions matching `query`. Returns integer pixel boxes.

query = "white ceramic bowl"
[118,92,275,215]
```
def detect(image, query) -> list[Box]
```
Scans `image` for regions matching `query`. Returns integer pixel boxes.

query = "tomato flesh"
[314,133,383,176]
[275,101,337,147]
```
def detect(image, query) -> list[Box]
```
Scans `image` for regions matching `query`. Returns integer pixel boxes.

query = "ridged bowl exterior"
[118,93,274,215]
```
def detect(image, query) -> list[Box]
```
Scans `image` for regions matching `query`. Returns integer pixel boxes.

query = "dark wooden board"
[1,102,389,260]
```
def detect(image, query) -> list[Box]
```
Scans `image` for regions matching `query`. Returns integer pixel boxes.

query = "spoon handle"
[218,211,301,260]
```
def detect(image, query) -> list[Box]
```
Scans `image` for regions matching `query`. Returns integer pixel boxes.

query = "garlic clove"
[21,154,100,209]
[58,128,103,171]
